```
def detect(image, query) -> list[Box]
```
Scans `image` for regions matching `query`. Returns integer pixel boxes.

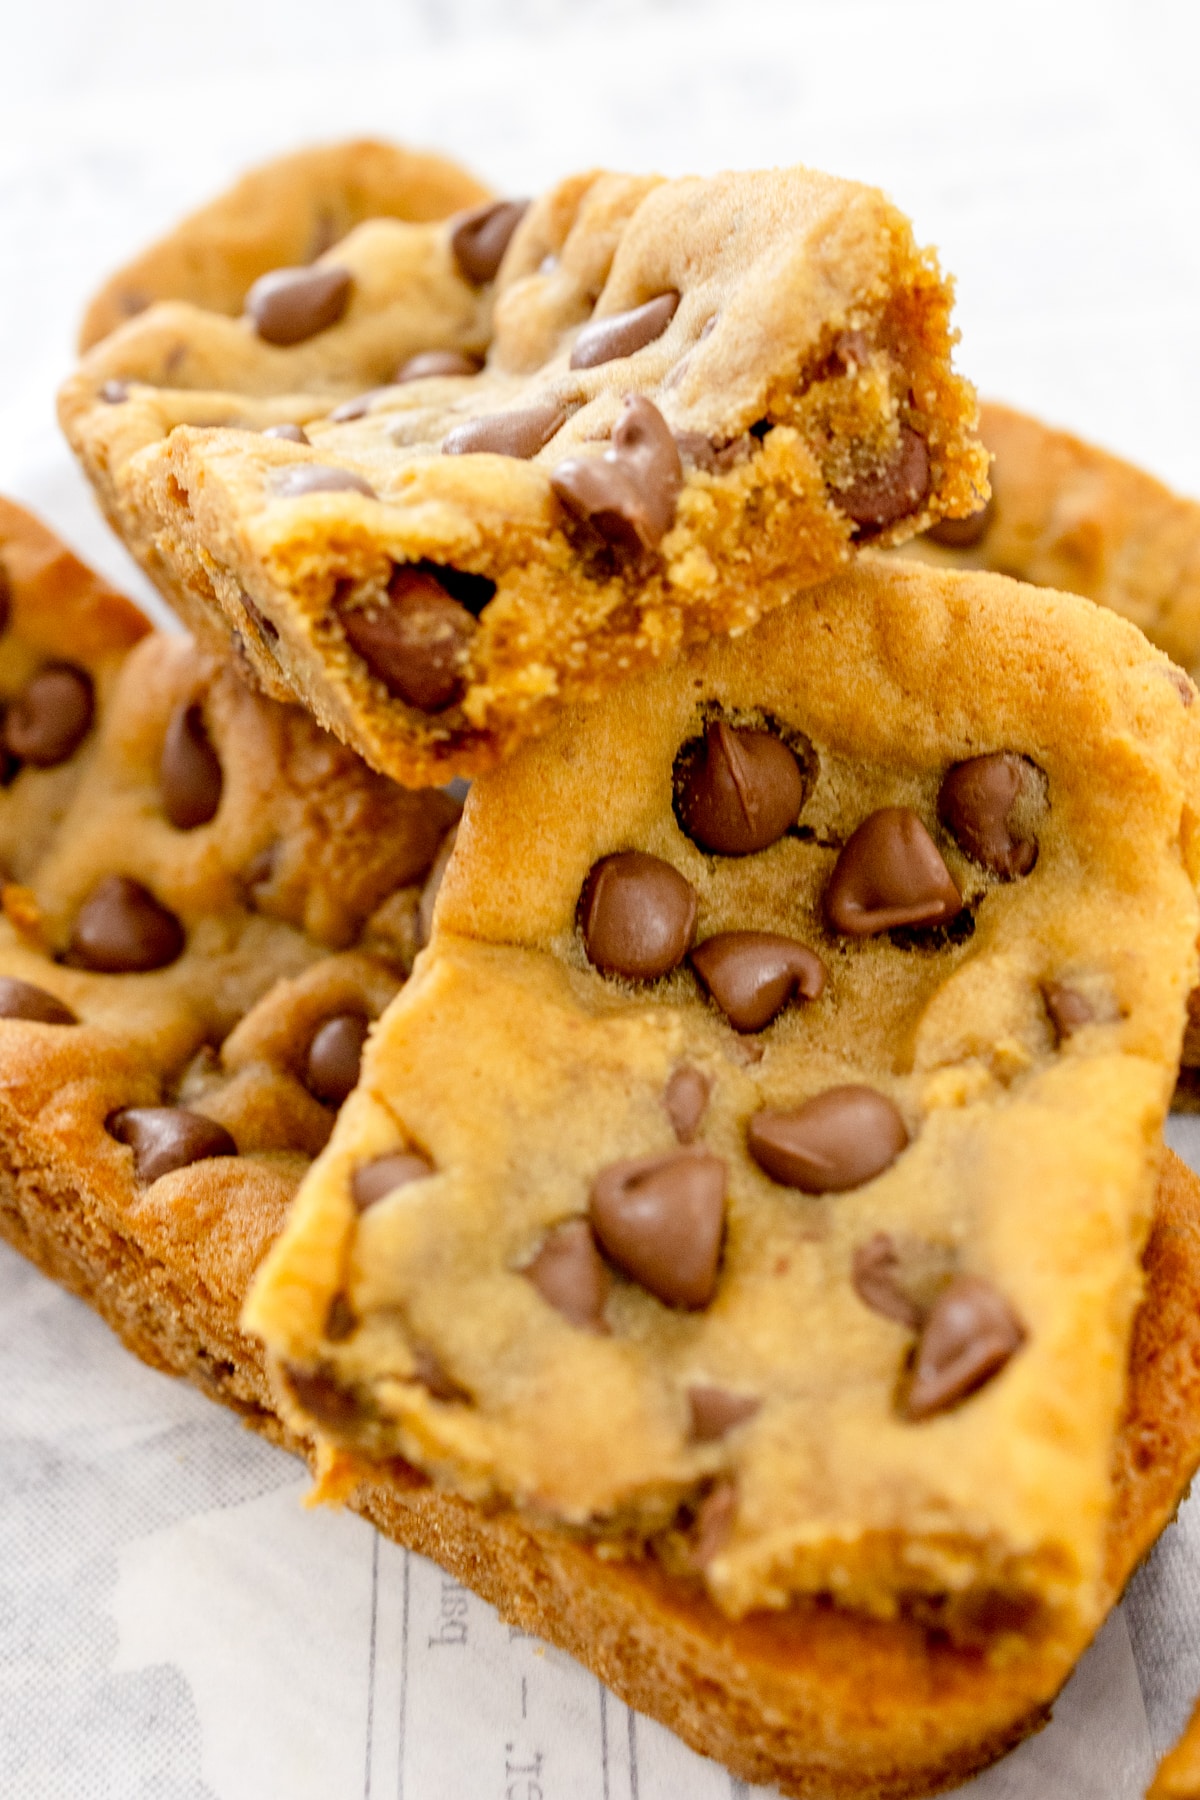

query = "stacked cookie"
[5,139,1200,1797]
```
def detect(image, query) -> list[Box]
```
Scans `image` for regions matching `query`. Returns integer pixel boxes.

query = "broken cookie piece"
[246,558,1199,1646]
[61,161,987,783]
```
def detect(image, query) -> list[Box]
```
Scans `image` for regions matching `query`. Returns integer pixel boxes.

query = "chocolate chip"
[852,1232,956,1330]
[272,465,376,499]
[106,1105,236,1182]
[1165,666,1196,707]
[161,701,222,830]
[0,977,76,1025]
[551,395,683,557]
[835,426,931,537]
[687,1386,760,1443]
[569,292,680,370]
[4,665,93,766]
[283,1364,360,1430]
[411,1344,470,1404]
[692,932,826,1032]
[100,380,130,404]
[341,568,477,713]
[329,389,387,423]
[825,807,962,936]
[262,422,310,444]
[1043,981,1094,1042]
[688,1478,737,1566]
[70,876,185,973]
[325,1293,357,1342]
[245,264,353,346]
[241,593,279,644]
[305,1012,368,1106]
[673,431,752,474]
[664,1065,710,1143]
[443,399,567,459]
[0,560,10,636]
[352,1151,433,1211]
[449,199,529,284]
[397,350,482,382]
[901,1275,1024,1420]
[938,753,1040,878]
[676,721,806,855]
[580,851,697,981]
[925,494,994,548]
[590,1146,726,1309]
[747,1086,908,1193]
[523,1219,611,1331]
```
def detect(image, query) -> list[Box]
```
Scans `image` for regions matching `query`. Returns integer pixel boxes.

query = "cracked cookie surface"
[61,163,986,783]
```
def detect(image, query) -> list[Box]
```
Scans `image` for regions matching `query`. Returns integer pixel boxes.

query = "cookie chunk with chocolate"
[900,400,1200,680]
[61,163,987,783]
[0,500,458,1411]
[246,558,1199,1648]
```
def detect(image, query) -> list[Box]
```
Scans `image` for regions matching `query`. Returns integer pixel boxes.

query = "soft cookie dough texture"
[248,559,1200,1649]
[0,500,457,1405]
[61,163,986,783]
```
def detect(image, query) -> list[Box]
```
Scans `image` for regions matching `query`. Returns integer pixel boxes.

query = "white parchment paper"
[3,4,1200,1793]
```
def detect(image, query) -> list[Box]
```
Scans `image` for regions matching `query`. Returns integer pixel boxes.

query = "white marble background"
[3,1,1200,1794]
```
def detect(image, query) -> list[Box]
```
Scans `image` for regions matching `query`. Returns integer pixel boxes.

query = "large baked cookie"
[60,164,987,783]
[900,399,1200,676]
[0,500,457,1407]
[78,137,490,351]
[246,558,1199,1650]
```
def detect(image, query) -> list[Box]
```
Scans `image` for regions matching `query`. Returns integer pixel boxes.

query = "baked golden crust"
[78,138,491,352]
[60,163,986,783]
[1151,1696,1200,1799]
[246,560,1200,1643]
[899,400,1200,678]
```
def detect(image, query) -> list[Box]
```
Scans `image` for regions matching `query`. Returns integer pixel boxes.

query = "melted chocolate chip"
[70,876,185,973]
[443,398,567,459]
[551,395,682,557]
[272,465,376,499]
[687,1385,760,1443]
[664,1065,711,1144]
[825,807,962,936]
[305,1012,368,1106]
[262,422,310,444]
[675,721,806,855]
[938,753,1040,878]
[352,1150,434,1211]
[283,1364,360,1430]
[925,493,995,548]
[0,976,76,1025]
[1043,981,1095,1042]
[569,292,680,370]
[747,1086,908,1193]
[4,664,94,766]
[589,1146,726,1309]
[329,389,386,423]
[449,199,529,284]
[161,701,222,830]
[673,432,752,474]
[341,568,478,713]
[901,1275,1025,1420]
[691,931,826,1032]
[688,1478,737,1566]
[836,426,931,537]
[245,264,353,346]
[580,851,697,981]
[411,1344,470,1404]
[107,1105,236,1182]
[397,350,483,382]
[852,1232,957,1330]
[524,1218,611,1331]
[325,1293,357,1342]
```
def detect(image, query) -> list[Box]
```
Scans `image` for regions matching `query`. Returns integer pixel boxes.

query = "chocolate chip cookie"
[900,399,1200,679]
[61,163,987,783]
[0,499,458,1410]
[246,557,1199,1646]
[79,137,490,351]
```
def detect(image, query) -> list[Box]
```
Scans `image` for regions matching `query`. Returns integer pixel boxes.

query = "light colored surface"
[3,0,1200,1794]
